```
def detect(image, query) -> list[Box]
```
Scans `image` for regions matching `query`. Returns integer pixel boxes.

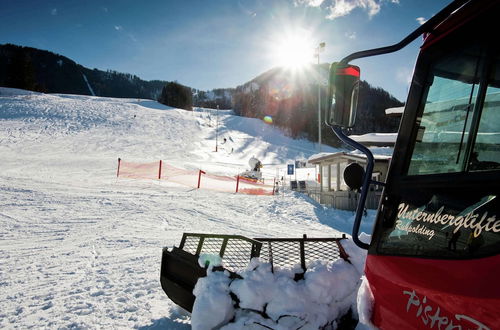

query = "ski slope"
[0,88,374,329]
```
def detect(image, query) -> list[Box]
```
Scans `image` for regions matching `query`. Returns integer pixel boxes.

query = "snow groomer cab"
[328,0,500,328]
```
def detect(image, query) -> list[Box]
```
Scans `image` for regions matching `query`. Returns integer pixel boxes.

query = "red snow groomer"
[326,0,500,327]
[161,0,500,328]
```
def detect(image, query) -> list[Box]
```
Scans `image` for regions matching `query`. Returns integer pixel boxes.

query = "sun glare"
[270,29,314,69]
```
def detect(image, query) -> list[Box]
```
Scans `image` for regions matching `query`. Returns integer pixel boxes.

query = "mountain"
[193,88,235,110]
[0,44,166,99]
[0,43,402,146]
[0,43,236,109]
[231,65,403,146]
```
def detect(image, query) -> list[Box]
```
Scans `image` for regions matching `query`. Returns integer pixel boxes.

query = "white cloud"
[128,34,138,42]
[297,0,398,20]
[326,0,357,18]
[396,66,413,86]
[102,7,108,13]
[51,8,57,16]
[345,31,357,39]
[327,0,380,19]
[114,25,123,31]
[416,17,427,25]
[295,0,325,6]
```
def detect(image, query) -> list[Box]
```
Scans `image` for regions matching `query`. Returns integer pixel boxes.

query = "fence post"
[117,158,121,178]
[300,234,307,271]
[198,170,205,189]
[158,160,162,180]
[272,178,276,195]
[236,175,240,193]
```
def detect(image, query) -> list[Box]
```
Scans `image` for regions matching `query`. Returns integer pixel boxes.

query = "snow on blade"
[191,238,368,329]
[356,276,377,330]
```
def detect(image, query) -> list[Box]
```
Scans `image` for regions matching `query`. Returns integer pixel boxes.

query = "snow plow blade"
[160,233,349,312]
[160,247,207,312]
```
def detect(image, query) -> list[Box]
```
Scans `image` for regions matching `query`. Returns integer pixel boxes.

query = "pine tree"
[158,81,193,110]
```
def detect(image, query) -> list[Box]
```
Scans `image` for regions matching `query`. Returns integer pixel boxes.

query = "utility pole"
[316,42,325,153]
[215,105,219,152]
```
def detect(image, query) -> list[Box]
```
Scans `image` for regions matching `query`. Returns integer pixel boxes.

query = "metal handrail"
[177,233,350,272]
[179,233,263,259]
[340,0,469,65]
[329,126,373,249]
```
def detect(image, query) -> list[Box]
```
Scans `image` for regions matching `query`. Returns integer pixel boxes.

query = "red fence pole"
[158,160,162,180]
[236,175,240,193]
[117,158,121,178]
[198,170,205,189]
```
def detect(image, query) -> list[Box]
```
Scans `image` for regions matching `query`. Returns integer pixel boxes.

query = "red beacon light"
[336,65,360,77]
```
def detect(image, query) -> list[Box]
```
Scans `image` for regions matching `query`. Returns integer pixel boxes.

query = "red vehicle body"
[329,0,500,328]
[367,256,499,329]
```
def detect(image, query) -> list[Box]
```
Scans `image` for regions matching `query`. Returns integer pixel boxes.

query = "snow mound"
[0,88,374,329]
[356,276,376,329]
[1,89,370,328]
[0,86,42,96]
[192,238,368,330]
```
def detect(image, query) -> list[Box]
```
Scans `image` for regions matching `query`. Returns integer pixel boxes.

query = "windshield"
[408,43,500,175]
[376,27,500,259]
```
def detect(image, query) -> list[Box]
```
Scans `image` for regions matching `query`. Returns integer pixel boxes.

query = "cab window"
[375,31,500,259]
[408,44,500,175]
[408,44,482,175]
[470,55,500,171]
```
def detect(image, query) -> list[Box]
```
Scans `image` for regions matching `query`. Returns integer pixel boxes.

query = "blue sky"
[1,0,452,101]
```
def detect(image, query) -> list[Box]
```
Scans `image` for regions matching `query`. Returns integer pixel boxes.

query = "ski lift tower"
[215,105,219,152]
[315,42,326,152]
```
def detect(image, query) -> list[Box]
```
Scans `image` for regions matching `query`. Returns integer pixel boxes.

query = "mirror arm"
[329,125,373,250]
[327,0,469,249]
[371,180,386,187]
[339,0,468,65]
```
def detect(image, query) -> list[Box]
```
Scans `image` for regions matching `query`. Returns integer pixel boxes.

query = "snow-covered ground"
[0,88,375,329]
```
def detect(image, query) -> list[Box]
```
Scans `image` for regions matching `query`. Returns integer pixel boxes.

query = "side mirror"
[343,163,364,191]
[326,63,360,128]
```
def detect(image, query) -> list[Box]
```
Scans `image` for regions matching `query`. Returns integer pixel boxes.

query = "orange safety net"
[237,177,275,195]
[198,174,238,193]
[238,188,274,196]
[117,159,161,180]
[117,159,276,196]
[238,176,261,184]
[161,164,199,188]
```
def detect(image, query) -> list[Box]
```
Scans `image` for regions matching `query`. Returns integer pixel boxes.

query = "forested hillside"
[0,44,166,99]
[158,81,193,111]
[232,65,403,146]
[193,88,234,109]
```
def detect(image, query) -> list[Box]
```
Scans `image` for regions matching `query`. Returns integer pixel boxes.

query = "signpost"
[215,105,219,152]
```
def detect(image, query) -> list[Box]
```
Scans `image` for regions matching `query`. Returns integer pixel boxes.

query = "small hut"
[306,151,392,210]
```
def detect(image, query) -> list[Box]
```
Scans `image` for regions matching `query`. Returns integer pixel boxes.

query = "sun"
[270,29,315,69]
